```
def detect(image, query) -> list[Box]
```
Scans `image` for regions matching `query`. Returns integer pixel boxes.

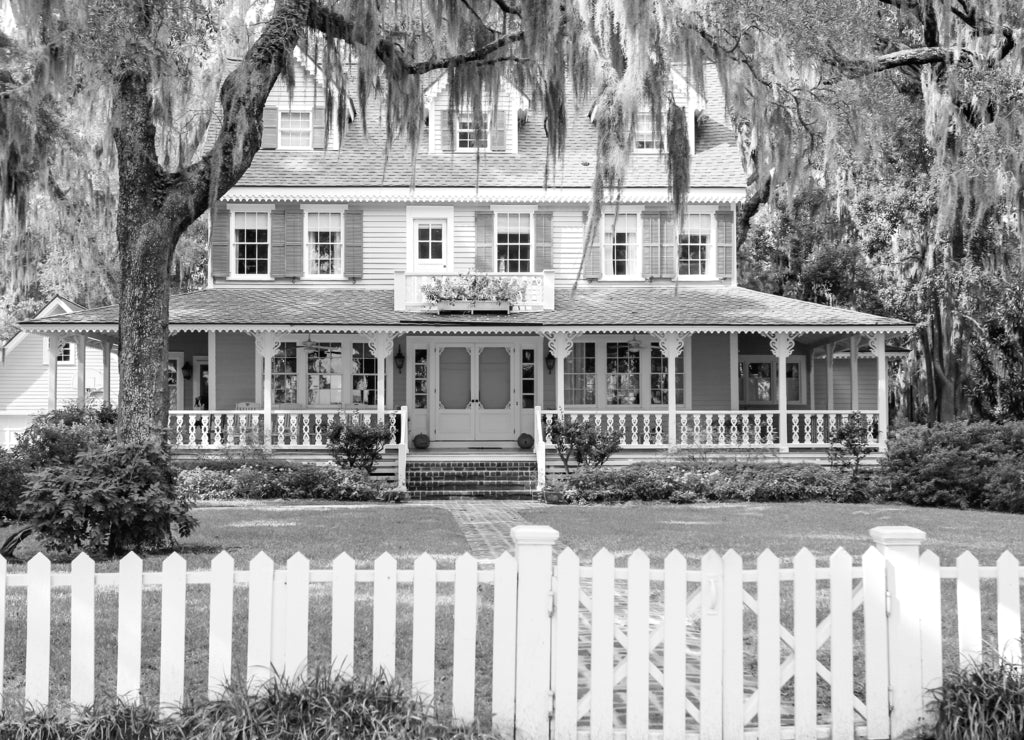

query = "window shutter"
[534,211,553,271]
[344,208,363,279]
[491,111,507,152]
[661,214,677,278]
[262,106,278,149]
[475,211,494,272]
[285,207,303,276]
[441,117,454,152]
[641,213,661,279]
[312,107,327,149]
[271,210,286,278]
[210,206,230,278]
[716,209,734,279]
[581,210,601,279]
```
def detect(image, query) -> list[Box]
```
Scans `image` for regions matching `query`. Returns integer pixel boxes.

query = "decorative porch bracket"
[543,332,577,413]
[252,332,281,448]
[654,332,690,446]
[761,331,800,453]
[368,331,402,421]
[867,332,889,453]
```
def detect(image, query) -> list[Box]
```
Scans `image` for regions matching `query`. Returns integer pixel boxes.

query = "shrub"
[546,416,621,474]
[0,448,26,523]
[231,464,290,499]
[19,441,196,557]
[881,420,1024,511]
[175,463,398,502]
[176,467,238,501]
[931,657,1024,740]
[16,403,115,468]
[327,420,392,474]
[281,464,390,501]
[827,412,873,478]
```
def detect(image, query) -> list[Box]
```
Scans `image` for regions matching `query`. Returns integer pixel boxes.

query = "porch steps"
[405,459,538,499]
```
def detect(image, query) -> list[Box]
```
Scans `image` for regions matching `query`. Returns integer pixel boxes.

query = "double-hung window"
[603,213,639,277]
[457,115,488,150]
[605,342,640,405]
[635,110,658,151]
[739,356,806,405]
[651,348,686,405]
[232,211,270,276]
[565,342,596,405]
[279,110,312,149]
[306,211,344,276]
[496,212,532,272]
[678,213,712,276]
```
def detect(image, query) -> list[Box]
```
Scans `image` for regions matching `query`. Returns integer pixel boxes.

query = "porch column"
[47,334,63,411]
[208,331,217,411]
[825,342,835,409]
[253,332,279,448]
[869,333,889,453]
[768,332,796,453]
[101,340,112,405]
[544,332,575,413]
[656,332,687,446]
[369,332,401,421]
[75,335,87,407]
[849,334,860,411]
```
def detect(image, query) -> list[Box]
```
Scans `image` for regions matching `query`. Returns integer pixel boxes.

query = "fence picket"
[412,553,437,702]
[372,553,397,678]
[285,553,310,681]
[626,550,650,740]
[70,552,95,708]
[919,550,943,704]
[492,552,518,738]
[331,553,356,679]
[792,548,817,740]
[452,553,478,724]
[25,553,52,708]
[996,551,1022,665]
[663,551,688,738]
[247,552,275,688]
[271,569,287,671]
[756,549,781,739]
[159,553,188,715]
[207,552,234,700]
[590,549,616,738]
[722,550,745,739]
[699,550,724,740]
[829,548,854,740]
[116,552,144,704]
[553,549,580,740]
[956,551,982,667]
[862,547,889,738]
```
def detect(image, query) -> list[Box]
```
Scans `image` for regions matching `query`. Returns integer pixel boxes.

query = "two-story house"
[22,56,912,490]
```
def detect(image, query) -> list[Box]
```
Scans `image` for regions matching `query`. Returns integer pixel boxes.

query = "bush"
[546,417,620,474]
[175,463,398,502]
[20,441,196,556]
[881,420,1024,511]
[327,420,392,474]
[281,464,392,501]
[16,404,115,468]
[0,449,26,523]
[931,658,1024,740]
[231,464,291,499]
[176,467,238,501]
[827,411,873,478]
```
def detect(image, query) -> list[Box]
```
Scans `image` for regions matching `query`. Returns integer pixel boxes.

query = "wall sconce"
[545,351,556,374]
[181,361,193,380]
[394,347,406,373]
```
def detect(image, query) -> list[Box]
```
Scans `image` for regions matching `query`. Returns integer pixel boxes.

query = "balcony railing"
[394,270,555,312]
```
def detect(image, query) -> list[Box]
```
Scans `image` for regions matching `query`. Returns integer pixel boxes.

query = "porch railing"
[789,410,879,448]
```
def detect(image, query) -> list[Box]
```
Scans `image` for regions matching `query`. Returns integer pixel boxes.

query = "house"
[1,297,120,447]
[20,57,912,489]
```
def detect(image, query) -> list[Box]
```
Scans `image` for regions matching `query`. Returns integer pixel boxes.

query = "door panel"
[435,346,472,439]
[475,346,515,440]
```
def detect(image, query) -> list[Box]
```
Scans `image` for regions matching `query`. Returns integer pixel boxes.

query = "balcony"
[394,270,555,312]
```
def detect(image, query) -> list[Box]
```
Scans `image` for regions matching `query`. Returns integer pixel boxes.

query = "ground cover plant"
[930,657,1024,740]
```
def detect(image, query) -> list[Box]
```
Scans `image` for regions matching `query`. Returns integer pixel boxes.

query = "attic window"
[279,110,312,149]
[457,116,488,149]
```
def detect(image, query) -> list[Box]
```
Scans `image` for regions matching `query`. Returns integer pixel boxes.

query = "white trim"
[492,209,535,274]
[406,206,455,273]
[738,353,808,406]
[229,208,273,278]
[167,351,185,410]
[226,203,277,212]
[277,107,313,150]
[302,207,347,279]
[600,209,643,279]
[673,208,718,281]
[192,355,208,409]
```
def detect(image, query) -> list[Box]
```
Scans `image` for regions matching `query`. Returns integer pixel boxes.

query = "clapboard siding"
[214,333,256,409]
[813,358,880,410]
[361,205,407,286]
[264,64,340,150]
[690,334,731,409]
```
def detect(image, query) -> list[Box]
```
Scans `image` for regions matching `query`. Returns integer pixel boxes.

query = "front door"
[434,342,516,441]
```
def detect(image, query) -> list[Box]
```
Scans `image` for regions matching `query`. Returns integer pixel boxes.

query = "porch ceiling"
[20,287,914,335]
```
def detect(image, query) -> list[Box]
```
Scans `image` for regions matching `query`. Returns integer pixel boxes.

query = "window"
[279,110,312,149]
[306,343,346,406]
[272,343,299,405]
[635,111,658,150]
[565,342,596,405]
[651,349,685,405]
[496,212,532,272]
[413,349,428,409]
[306,211,344,276]
[233,211,270,275]
[457,115,488,149]
[269,339,381,408]
[738,356,806,405]
[521,348,536,407]
[56,342,73,363]
[678,213,713,276]
[351,342,378,406]
[416,221,444,261]
[605,342,640,405]
[603,213,639,277]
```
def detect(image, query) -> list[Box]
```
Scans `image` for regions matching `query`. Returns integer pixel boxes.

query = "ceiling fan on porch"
[298,334,342,352]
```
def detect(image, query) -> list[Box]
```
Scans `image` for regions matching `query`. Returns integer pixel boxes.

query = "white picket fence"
[2,526,1023,739]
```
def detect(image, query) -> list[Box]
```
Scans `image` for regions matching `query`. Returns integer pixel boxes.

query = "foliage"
[175,467,239,502]
[15,403,116,467]
[931,657,1024,740]
[546,417,621,475]
[0,449,26,523]
[327,420,392,474]
[880,421,1024,512]
[827,412,874,479]
[176,463,396,502]
[19,441,195,557]
[423,273,526,304]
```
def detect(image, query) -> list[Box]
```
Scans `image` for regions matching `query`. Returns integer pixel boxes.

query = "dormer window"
[635,111,658,151]
[457,115,489,150]
[279,110,312,149]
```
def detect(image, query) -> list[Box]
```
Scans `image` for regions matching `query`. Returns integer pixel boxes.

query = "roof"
[1,296,85,361]
[21,287,914,335]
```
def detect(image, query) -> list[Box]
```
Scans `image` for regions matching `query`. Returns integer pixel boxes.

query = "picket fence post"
[870,526,929,739]
[511,525,558,740]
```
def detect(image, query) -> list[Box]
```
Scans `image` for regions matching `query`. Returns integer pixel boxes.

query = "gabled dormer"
[423,75,529,154]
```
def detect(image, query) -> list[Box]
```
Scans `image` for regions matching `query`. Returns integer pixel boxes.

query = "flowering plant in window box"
[422,273,525,310]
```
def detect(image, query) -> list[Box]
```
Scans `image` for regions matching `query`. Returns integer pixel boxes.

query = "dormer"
[423,75,529,154]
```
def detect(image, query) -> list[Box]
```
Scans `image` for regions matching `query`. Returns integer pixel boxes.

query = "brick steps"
[406,460,538,499]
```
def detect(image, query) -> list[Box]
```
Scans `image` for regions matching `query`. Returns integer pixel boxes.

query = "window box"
[435,300,511,314]
[422,274,525,306]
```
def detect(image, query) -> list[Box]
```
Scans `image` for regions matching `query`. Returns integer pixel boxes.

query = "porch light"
[181,361,193,380]
[545,351,555,374]
[394,347,405,373]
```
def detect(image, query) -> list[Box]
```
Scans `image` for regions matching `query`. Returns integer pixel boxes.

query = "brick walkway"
[434,500,545,559]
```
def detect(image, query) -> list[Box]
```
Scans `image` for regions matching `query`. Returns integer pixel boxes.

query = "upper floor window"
[635,111,658,151]
[232,211,270,276]
[496,212,532,272]
[279,110,312,149]
[678,213,713,276]
[603,213,639,277]
[306,211,344,276]
[457,115,488,150]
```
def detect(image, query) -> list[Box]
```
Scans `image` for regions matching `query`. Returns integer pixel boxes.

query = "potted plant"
[422,273,525,312]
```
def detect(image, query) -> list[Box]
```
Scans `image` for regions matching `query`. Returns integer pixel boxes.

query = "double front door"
[435,342,515,441]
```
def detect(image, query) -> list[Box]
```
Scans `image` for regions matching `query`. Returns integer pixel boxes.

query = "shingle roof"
[22,287,913,333]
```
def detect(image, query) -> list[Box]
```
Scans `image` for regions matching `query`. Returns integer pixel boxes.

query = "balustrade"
[168,409,404,449]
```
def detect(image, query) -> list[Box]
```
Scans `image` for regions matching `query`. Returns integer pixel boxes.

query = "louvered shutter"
[270,210,286,277]
[581,210,602,279]
[641,213,661,279]
[312,107,326,149]
[262,107,278,149]
[534,211,553,271]
[716,209,734,279]
[490,111,507,152]
[661,214,677,278]
[344,208,363,279]
[475,211,494,272]
[441,117,454,152]
[210,206,230,279]
[285,207,304,276]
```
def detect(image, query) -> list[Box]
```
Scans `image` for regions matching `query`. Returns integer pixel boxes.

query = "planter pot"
[542,487,567,505]
[517,432,534,450]
[435,300,511,314]
[412,433,430,449]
